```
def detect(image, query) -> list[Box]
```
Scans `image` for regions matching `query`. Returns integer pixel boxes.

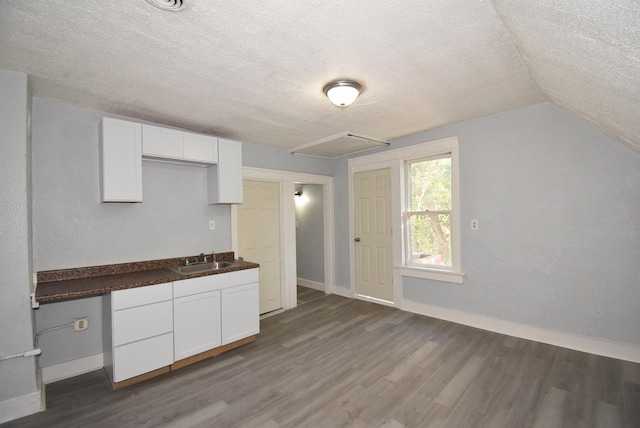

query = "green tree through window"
[406,155,452,267]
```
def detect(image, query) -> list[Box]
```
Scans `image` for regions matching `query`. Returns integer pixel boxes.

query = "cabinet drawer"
[113,300,173,347]
[113,332,173,382]
[112,282,172,310]
[173,269,258,298]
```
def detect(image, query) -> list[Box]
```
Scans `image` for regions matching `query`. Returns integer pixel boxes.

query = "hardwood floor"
[5,295,640,427]
[297,285,326,306]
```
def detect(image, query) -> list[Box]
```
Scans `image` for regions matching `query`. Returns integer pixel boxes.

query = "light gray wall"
[242,143,333,176]
[334,102,640,347]
[295,184,325,283]
[0,70,39,407]
[242,141,332,176]
[32,98,232,367]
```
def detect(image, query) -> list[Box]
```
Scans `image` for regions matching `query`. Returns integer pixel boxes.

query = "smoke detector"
[145,0,187,11]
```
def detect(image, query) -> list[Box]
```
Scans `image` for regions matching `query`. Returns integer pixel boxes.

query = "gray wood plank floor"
[5,295,640,427]
[296,285,326,306]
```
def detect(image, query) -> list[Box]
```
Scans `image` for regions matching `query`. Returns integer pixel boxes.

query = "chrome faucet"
[211,252,218,263]
[184,253,208,266]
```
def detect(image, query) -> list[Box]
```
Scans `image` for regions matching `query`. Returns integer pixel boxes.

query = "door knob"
[354,237,360,242]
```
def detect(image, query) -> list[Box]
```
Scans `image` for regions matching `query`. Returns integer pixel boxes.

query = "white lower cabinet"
[221,283,259,345]
[104,268,259,384]
[103,282,174,384]
[172,268,259,361]
[113,333,174,382]
[174,290,221,360]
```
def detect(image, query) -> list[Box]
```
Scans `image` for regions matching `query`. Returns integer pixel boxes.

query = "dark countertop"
[35,254,259,304]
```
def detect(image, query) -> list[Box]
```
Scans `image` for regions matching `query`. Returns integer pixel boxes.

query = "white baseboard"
[332,285,354,298]
[402,299,640,364]
[297,278,325,292]
[41,353,104,384]
[0,389,44,424]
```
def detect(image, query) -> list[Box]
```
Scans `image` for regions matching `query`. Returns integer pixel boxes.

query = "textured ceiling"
[493,0,640,153]
[0,1,636,152]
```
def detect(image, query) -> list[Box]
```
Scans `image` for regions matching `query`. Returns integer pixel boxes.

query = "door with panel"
[354,168,393,302]
[237,180,282,314]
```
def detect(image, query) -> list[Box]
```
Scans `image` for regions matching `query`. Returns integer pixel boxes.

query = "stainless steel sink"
[168,261,234,275]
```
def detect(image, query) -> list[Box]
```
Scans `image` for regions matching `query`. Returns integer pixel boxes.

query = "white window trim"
[347,137,463,297]
[404,153,455,271]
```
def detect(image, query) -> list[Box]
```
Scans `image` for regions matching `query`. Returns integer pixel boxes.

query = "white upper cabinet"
[100,117,143,203]
[183,132,218,163]
[142,124,218,166]
[142,124,183,160]
[208,138,243,204]
[100,117,227,204]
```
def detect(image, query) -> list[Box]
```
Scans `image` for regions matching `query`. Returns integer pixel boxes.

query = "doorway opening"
[294,183,327,306]
[231,168,334,313]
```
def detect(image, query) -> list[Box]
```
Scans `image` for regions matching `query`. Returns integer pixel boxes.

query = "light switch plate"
[208,219,216,230]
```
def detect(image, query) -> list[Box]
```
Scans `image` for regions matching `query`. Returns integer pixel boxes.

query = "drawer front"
[113,333,173,382]
[173,269,258,298]
[113,300,173,347]
[112,282,172,311]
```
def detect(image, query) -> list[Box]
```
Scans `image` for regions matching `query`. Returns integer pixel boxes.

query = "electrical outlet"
[471,220,479,230]
[208,219,216,231]
[74,317,89,331]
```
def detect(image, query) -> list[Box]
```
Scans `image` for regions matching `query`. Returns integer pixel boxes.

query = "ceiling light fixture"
[323,79,363,108]
[145,0,187,11]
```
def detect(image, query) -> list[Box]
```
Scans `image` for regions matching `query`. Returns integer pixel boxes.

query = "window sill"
[394,265,465,284]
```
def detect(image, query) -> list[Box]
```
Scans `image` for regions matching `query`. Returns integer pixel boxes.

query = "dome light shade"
[323,80,363,108]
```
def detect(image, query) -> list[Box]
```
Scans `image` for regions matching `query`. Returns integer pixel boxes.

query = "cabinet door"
[221,283,259,345]
[183,133,218,163]
[100,118,142,202]
[208,138,243,204]
[174,290,221,361]
[113,333,173,382]
[142,124,183,159]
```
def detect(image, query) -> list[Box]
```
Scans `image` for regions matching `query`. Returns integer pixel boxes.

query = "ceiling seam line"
[489,0,547,101]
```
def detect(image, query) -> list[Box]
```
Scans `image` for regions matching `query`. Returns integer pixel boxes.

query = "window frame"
[404,153,453,270]
[399,141,462,283]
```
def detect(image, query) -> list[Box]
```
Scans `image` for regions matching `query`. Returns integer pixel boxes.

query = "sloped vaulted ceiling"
[0,0,638,152]
[493,0,640,153]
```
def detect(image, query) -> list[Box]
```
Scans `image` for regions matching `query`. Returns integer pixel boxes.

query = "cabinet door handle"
[354,237,360,242]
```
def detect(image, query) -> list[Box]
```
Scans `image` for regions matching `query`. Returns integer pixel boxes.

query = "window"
[404,154,454,270]
[348,136,462,284]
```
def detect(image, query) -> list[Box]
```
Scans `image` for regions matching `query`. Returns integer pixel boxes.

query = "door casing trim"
[231,167,334,310]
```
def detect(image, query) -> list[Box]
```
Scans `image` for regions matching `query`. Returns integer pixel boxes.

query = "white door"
[237,180,282,314]
[354,168,393,302]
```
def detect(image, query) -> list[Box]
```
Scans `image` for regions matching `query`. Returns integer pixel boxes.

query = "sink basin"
[168,261,234,275]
